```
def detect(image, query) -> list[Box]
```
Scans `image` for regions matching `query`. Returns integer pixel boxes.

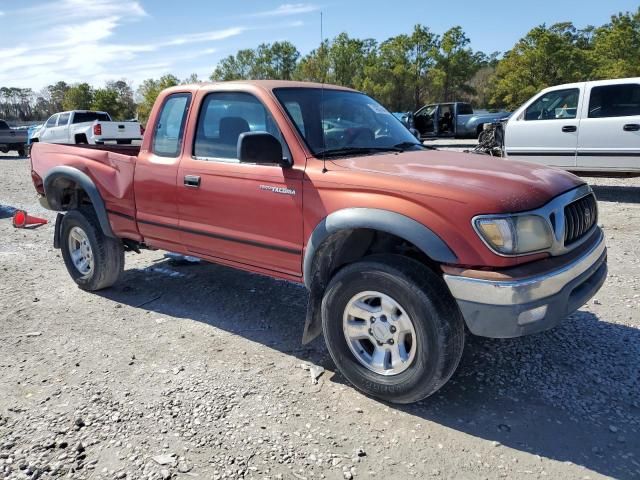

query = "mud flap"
[53,213,64,249]
[302,283,324,344]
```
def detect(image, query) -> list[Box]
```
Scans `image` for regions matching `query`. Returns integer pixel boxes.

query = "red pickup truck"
[30,81,607,404]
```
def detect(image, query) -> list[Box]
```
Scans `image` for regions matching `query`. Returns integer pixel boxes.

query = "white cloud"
[250,3,319,17]
[0,0,307,91]
[0,0,248,90]
[164,27,246,47]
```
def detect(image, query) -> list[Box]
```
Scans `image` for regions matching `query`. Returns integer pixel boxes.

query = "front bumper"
[444,229,607,338]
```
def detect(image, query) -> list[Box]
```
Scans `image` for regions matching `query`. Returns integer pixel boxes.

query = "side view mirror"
[237,131,289,167]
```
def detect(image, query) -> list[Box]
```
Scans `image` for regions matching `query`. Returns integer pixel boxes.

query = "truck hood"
[331,149,584,213]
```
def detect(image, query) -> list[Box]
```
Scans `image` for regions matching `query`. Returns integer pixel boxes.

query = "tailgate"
[97,121,141,140]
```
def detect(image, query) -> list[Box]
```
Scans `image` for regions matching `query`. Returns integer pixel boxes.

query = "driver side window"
[524,89,579,121]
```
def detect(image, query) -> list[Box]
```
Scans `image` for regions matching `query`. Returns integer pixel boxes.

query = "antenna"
[320,11,327,173]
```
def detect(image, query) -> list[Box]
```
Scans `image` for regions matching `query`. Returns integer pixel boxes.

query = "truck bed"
[30,143,139,234]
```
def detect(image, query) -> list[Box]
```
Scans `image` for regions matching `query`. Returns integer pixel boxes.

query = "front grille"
[564,194,598,246]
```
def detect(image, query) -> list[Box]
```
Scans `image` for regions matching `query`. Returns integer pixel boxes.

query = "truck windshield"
[73,112,111,123]
[273,88,423,157]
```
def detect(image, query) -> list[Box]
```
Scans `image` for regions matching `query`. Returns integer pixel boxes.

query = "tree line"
[0,80,137,123]
[1,7,638,125]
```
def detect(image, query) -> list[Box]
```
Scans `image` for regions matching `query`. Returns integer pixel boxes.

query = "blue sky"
[0,0,637,91]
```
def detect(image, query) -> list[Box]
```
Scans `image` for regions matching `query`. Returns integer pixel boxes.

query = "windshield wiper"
[315,146,403,158]
[392,141,435,151]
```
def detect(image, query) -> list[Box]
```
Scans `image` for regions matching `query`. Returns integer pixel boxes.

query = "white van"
[504,77,640,174]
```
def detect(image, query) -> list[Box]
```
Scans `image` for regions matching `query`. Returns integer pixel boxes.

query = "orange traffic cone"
[12,210,48,228]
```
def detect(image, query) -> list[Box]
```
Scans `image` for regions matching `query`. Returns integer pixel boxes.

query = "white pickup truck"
[504,77,640,175]
[31,110,142,146]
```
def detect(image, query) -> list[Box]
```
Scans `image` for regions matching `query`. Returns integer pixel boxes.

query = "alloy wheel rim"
[342,291,417,376]
[68,226,94,276]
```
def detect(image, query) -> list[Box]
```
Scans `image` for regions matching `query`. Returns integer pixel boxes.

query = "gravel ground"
[0,151,639,480]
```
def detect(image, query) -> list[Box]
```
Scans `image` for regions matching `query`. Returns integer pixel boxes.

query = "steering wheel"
[346,128,375,145]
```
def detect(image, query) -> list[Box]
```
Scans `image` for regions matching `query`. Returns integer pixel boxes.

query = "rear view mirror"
[237,132,289,167]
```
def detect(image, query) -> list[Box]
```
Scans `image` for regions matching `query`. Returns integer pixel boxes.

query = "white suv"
[504,77,640,174]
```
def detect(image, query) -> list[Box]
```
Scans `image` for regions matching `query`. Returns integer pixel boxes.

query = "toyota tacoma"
[30,81,607,404]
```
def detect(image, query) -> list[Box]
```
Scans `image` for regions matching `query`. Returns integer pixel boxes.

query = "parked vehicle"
[413,102,511,139]
[503,77,640,174]
[30,110,142,146]
[0,119,28,156]
[30,81,607,404]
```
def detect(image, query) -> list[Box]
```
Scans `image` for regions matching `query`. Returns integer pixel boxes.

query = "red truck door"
[134,92,193,251]
[176,90,304,277]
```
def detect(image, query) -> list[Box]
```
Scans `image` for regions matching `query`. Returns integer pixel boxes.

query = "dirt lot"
[1,152,638,480]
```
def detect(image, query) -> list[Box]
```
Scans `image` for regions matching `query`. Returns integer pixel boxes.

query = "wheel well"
[48,177,94,212]
[75,133,88,144]
[310,228,441,292]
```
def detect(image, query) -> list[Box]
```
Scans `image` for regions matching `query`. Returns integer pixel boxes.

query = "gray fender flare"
[43,165,115,238]
[303,208,457,289]
[300,208,457,344]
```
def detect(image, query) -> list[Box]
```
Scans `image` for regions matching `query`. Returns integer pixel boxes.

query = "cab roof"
[165,80,358,94]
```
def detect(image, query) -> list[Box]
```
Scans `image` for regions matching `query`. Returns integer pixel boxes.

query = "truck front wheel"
[60,209,124,291]
[321,256,465,404]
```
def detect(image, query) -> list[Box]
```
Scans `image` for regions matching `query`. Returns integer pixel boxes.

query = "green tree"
[429,27,485,102]
[257,41,300,79]
[105,80,136,119]
[136,74,180,125]
[62,83,94,111]
[92,88,119,116]
[590,8,640,78]
[488,23,594,109]
[211,49,257,81]
[211,41,300,81]
[360,25,438,111]
[295,34,378,90]
[295,40,331,83]
[183,73,201,84]
[47,81,70,112]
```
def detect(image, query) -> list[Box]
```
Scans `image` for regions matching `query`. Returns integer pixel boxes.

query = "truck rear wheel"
[60,209,124,291]
[321,255,465,404]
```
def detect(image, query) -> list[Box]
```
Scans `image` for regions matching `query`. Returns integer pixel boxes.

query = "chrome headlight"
[474,215,553,255]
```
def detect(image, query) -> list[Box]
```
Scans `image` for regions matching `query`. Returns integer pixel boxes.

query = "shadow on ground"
[591,184,640,204]
[97,257,639,479]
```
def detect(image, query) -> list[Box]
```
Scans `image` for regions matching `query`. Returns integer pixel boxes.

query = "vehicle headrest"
[219,117,250,144]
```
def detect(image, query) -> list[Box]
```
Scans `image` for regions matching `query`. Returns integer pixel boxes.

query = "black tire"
[17,148,26,157]
[60,209,124,291]
[321,255,465,404]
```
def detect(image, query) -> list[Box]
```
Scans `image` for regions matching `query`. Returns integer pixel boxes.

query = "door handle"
[184,175,201,188]
[562,126,577,133]
[623,123,640,132]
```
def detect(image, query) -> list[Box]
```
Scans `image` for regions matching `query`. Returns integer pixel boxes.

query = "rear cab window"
[588,83,640,118]
[152,93,192,157]
[457,103,473,115]
[58,113,70,126]
[72,112,111,123]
